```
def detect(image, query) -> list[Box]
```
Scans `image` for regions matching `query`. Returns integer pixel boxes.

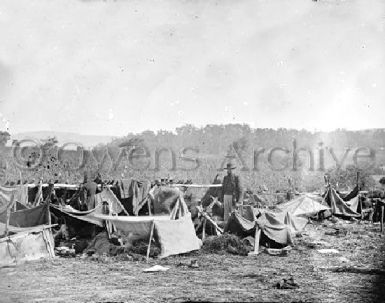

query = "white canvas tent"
[97,190,202,259]
[0,224,56,267]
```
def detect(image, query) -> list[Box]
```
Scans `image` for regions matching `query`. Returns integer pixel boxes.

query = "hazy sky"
[0,0,384,136]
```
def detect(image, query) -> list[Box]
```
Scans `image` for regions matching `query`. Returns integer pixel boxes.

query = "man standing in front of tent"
[82,172,100,210]
[221,162,243,224]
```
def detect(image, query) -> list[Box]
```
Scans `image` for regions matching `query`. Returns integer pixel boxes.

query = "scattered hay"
[128,239,161,257]
[202,233,252,256]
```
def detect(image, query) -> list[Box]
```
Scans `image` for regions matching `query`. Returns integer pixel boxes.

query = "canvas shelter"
[224,210,295,248]
[50,186,127,227]
[276,194,330,218]
[0,185,55,267]
[0,224,55,267]
[322,186,361,218]
[0,184,50,228]
[108,179,152,216]
[224,194,331,249]
[97,189,202,259]
[0,203,50,227]
[0,185,29,213]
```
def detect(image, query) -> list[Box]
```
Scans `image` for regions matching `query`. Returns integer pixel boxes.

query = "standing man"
[82,172,101,210]
[221,162,243,223]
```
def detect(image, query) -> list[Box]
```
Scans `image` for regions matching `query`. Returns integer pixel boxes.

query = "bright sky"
[0,0,384,136]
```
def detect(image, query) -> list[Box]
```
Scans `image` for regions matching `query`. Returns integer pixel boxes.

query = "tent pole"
[202,217,206,241]
[47,199,51,226]
[248,225,261,256]
[146,221,155,263]
[147,196,152,216]
[5,193,16,237]
[381,205,384,233]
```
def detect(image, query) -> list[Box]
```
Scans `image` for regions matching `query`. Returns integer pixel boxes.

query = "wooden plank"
[199,211,223,234]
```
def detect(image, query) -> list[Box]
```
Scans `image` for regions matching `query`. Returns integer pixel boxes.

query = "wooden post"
[47,199,51,226]
[253,227,261,254]
[248,225,261,256]
[147,197,152,216]
[146,221,155,263]
[381,205,384,233]
[5,193,16,237]
[202,217,207,241]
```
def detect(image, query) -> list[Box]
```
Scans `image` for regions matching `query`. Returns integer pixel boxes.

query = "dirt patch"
[0,221,384,303]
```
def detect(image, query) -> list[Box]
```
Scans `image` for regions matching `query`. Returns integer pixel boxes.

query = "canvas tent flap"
[95,187,126,215]
[50,204,104,227]
[15,185,29,206]
[50,188,124,227]
[225,211,294,246]
[132,180,151,216]
[96,215,164,241]
[154,213,202,258]
[283,212,309,234]
[0,226,55,267]
[256,211,294,246]
[276,195,330,217]
[224,212,256,237]
[324,188,360,217]
[0,222,31,235]
[0,203,49,228]
[345,196,360,213]
[98,214,201,258]
[0,186,18,213]
[339,185,359,202]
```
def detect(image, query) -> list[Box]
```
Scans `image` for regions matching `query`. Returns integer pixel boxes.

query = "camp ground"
[0,175,385,302]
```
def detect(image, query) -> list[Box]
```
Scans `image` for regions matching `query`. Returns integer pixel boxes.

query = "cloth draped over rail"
[0,185,29,214]
[111,179,152,215]
[0,224,55,267]
[96,193,201,258]
[225,194,331,247]
[50,187,126,227]
[225,211,294,247]
[0,203,50,228]
[322,186,361,218]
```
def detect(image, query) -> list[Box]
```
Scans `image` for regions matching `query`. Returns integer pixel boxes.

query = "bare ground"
[1,221,385,303]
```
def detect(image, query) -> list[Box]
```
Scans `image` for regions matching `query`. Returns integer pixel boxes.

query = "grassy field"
[1,220,385,303]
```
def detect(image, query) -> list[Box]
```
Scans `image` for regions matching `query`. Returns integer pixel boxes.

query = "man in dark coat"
[82,172,101,210]
[221,162,243,223]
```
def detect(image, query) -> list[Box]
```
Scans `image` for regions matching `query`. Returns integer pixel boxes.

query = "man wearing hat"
[221,162,243,223]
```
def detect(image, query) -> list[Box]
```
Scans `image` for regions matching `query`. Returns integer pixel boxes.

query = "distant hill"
[11,131,116,148]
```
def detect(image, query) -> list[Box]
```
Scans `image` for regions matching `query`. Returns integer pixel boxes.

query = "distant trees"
[1,125,384,191]
[326,165,376,190]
